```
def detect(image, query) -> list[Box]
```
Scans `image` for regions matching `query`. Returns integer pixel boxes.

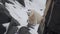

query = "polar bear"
[27,9,43,25]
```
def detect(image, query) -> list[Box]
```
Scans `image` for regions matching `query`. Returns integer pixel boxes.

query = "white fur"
[27,10,43,25]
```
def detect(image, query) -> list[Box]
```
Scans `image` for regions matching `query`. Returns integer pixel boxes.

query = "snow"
[29,24,39,34]
[5,1,28,26]
[3,0,46,34]
[25,0,46,16]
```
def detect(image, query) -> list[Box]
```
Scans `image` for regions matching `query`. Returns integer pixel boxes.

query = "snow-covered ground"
[2,0,46,34]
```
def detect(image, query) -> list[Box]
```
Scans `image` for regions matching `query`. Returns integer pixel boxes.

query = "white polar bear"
[27,9,43,25]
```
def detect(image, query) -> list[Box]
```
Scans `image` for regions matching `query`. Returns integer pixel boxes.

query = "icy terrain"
[3,0,46,34]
